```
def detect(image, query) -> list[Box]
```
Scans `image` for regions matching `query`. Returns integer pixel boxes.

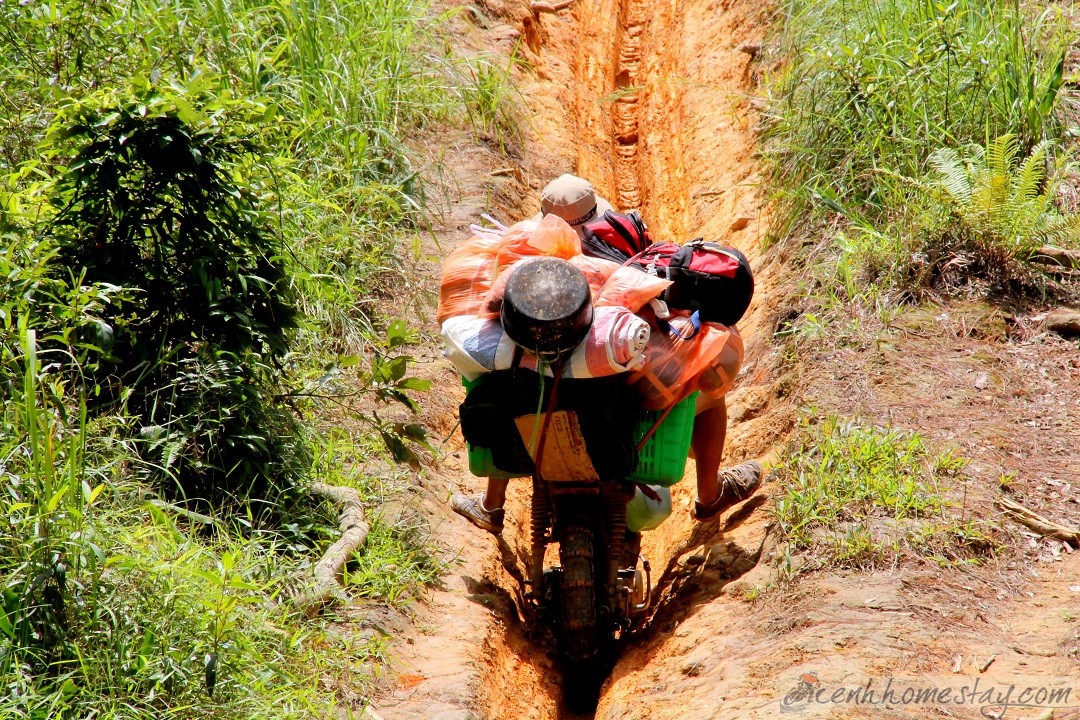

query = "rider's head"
[538,174,613,236]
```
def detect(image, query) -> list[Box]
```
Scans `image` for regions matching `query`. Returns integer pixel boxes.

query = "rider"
[449,175,762,534]
[534,173,613,236]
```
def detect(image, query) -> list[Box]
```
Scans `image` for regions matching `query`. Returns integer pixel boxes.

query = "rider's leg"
[450,477,509,534]
[483,477,509,511]
[690,394,762,520]
[691,396,728,506]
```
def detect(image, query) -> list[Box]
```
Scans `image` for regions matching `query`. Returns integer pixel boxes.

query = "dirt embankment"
[370,0,1080,718]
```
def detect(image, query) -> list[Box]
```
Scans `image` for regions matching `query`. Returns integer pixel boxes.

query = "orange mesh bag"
[693,327,743,400]
[628,312,732,410]
[437,216,582,324]
[437,233,501,324]
[493,214,581,266]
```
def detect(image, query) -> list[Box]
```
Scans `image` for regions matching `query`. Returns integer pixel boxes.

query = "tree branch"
[995,496,1080,548]
[1031,245,1080,270]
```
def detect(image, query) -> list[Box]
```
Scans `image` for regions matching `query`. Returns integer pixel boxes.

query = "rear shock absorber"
[528,476,550,600]
[603,488,628,596]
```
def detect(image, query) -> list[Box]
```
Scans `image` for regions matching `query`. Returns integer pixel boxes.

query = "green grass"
[0,329,445,718]
[772,413,997,569]
[762,0,1076,299]
[459,46,526,150]
[345,518,447,604]
[0,0,502,716]
[766,0,1068,222]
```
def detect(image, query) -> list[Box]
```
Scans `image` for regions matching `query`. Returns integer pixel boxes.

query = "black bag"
[459,370,642,479]
[581,210,652,263]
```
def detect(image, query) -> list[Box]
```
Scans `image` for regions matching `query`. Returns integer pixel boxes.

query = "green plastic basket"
[628,392,698,487]
[461,376,697,485]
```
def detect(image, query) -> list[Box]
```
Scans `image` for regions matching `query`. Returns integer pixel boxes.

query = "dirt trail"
[370,0,1080,718]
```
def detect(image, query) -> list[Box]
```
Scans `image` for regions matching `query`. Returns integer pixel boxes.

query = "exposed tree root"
[294,482,369,616]
[995,496,1080,548]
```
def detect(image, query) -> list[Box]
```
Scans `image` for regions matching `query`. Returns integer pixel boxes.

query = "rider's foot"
[450,492,504,535]
[692,461,763,521]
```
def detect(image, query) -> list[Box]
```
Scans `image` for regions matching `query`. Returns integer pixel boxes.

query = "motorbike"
[458,257,693,692]
[525,453,652,681]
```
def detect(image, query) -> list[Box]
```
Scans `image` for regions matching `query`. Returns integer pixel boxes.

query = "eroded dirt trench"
[479,0,786,716]
[372,0,1080,718]
[374,0,786,718]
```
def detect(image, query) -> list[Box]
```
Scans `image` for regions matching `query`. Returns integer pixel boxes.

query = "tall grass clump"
[766,0,1069,225]
[0,326,440,718]
[0,330,340,719]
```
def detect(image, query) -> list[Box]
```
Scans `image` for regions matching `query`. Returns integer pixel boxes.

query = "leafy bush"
[899,134,1080,294]
[806,136,1080,301]
[929,134,1080,256]
[1,0,514,355]
[40,87,305,509]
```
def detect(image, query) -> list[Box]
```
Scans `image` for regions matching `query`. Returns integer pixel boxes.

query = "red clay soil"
[366,0,1080,718]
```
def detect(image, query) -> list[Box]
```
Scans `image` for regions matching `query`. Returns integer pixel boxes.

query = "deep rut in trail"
[373,0,1080,717]
[608,0,649,213]
[373,0,781,717]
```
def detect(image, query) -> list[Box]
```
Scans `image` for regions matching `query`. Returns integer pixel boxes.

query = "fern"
[928,148,972,205]
[1016,140,1053,203]
[929,134,1078,258]
[1035,214,1080,250]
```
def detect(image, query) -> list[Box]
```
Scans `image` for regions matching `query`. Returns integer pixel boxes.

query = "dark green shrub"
[42,87,305,510]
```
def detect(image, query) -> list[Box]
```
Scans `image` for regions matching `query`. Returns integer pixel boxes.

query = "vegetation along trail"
[375,0,1080,717]
[4,0,1077,717]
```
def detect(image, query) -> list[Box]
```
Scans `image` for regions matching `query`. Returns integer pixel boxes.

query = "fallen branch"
[294,483,369,616]
[995,496,1080,548]
[1032,245,1080,270]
